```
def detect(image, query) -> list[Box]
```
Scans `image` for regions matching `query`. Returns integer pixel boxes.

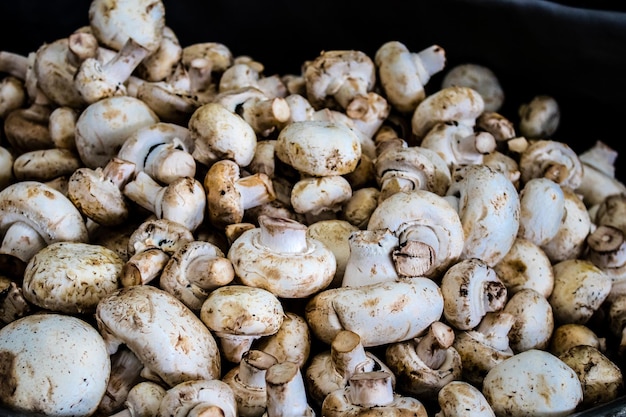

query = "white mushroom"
[159,240,235,313]
[518,139,583,189]
[435,381,495,417]
[441,63,504,112]
[503,288,554,353]
[375,41,446,114]
[111,381,166,417]
[482,349,583,417]
[517,177,565,247]
[74,95,159,169]
[227,215,336,299]
[446,164,520,267]
[116,121,196,184]
[575,141,626,207]
[96,285,221,386]
[367,189,464,278]
[549,323,607,357]
[341,228,400,288]
[0,181,89,277]
[290,175,353,223]
[12,148,83,182]
[22,241,122,314]
[263,361,316,417]
[518,94,560,139]
[385,321,463,397]
[200,284,284,363]
[440,258,508,331]
[222,349,278,417]
[188,102,257,168]
[0,313,110,417]
[305,329,394,407]
[305,277,444,347]
[157,379,237,417]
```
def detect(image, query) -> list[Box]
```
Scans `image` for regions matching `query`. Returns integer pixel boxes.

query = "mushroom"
[222,349,278,417]
[263,361,316,417]
[373,138,451,202]
[227,215,336,299]
[549,323,607,357]
[440,258,508,331]
[586,225,626,302]
[110,380,167,417]
[375,41,446,114]
[517,177,566,247]
[159,240,235,313]
[518,139,583,189]
[305,329,394,407]
[446,164,520,267]
[254,311,312,369]
[181,41,233,93]
[188,102,257,168]
[575,141,626,207]
[385,321,463,397]
[548,259,612,325]
[3,94,53,153]
[0,180,89,277]
[452,311,516,386]
[123,172,206,232]
[157,379,237,417]
[12,148,83,182]
[518,94,560,139]
[341,187,380,229]
[503,288,554,353]
[0,147,15,191]
[68,157,136,229]
[22,241,122,314]
[0,313,110,417]
[116,121,196,184]
[0,76,26,119]
[218,60,287,99]
[290,175,353,223]
[441,63,504,112]
[367,189,465,278]
[49,106,79,150]
[306,219,359,288]
[594,193,626,235]
[341,228,399,288]
[305,277,444,347]
[0,275,30,325]
[74,95,159,169]
[200,284,284,363]
[419,121,496,169]
[493,237,554,298]
[275,120,362,177]
[204,159,276,230]
[321,371,428,417]
[558,345,624,409]
[482,349,583,417]
[96,284,221,386]
[136,26,182,82]
[121,217,194,287]
[435,380,496,417]
[411,85,484,139]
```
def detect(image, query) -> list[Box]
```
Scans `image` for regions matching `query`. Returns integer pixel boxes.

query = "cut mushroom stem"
[416,321,455,369]
[587,225,626,269]
[332,330,375,383]
[265,361,315,417]
[259,215,308,253]
[121,247,171,287]
[348,371,395,408]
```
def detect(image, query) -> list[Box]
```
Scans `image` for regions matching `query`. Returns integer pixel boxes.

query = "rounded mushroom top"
[88,0,166,53]
[441,63,504,113]
[275,120,362,176]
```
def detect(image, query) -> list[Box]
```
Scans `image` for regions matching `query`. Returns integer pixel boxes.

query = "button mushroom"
[517,94,560,139]
[199,284,285,363]
[0,313,111,417]
[435,380,495,417]
[157,379,237,417]
[441,63,504,113]
[96,285,221,386]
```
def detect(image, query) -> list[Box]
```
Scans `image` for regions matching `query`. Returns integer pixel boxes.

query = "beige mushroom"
[263,361,316,417]
[518,139,583,189]
[518,94,560,139]
[435,380,495,417]
[441,63,504,112]
[549,323,607,357]
[12,148,83,182]
[157,379,237,417]
[503,288,554,353]
[575,141,626,207]
[254,311,312,368]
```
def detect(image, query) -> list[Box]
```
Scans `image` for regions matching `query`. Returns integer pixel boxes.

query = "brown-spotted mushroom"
[441,63,504,113]
[157,379,237,417]
[517,94,560,139]
[518,139,583,190]
[96,284,221,387]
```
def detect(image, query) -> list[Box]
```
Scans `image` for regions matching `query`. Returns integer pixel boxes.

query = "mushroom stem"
[238,350,279,389]
[415,321,455,369]
[258,215,308,253]
[67,31,99,66]
[102,157,137,189]
[121,247,171,287]
[238,174,277,211]
[265,362,313,417]
[457,131,496,156]
[341,229,399,287]
[331,330,373,383]
[348,371,395,408]
[123,171,163,212]
[587,225,626,269]
[0,50,29,79]
[217,334,260,363]
[100,38,151,84]
[476,312,516,352]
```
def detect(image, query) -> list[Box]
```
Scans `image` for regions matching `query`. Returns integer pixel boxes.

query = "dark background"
[1,0,626,180]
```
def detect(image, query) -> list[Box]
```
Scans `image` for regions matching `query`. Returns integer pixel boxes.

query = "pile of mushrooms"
[1,0,626,416]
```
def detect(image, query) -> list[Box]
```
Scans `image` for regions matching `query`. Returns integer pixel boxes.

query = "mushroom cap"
[0,313,110,416]
[68,167,130,226]
[437,380,495,417]
[482,349,583,416]
[290,175,353,216]
[519,139,583,190]
[182,42,233,75]
[88,0,166,53]
[411,85,484,138]
[275,120,362,177]
[188,102,257,167]
[157,379,237,417]
[503,288,554,353]
[205,159,246,229]
[75,96,159,169]
[441,63,504,112]
[200,285,284,337]
[23,242,123,314]
[254,312,312,368]
[96,285,221,386]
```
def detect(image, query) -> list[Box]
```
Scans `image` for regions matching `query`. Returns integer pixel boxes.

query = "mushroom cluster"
[0,1,625,416]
